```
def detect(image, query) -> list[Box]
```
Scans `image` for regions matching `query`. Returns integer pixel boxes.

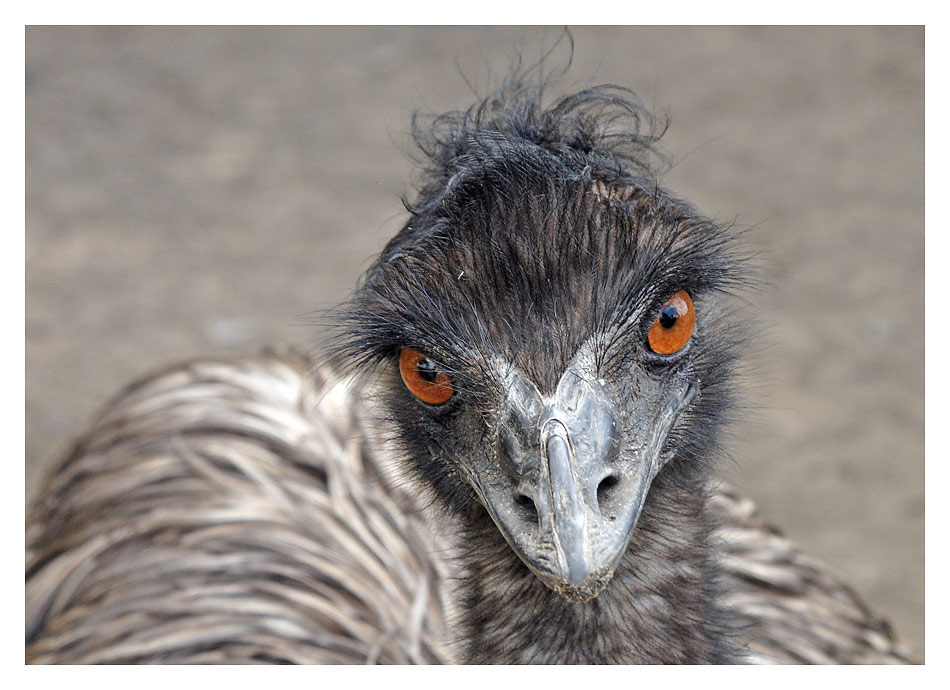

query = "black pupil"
[659,306,679,329]
[417,358,439,383]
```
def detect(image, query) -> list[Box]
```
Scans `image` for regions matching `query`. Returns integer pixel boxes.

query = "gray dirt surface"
[25,26,924,656]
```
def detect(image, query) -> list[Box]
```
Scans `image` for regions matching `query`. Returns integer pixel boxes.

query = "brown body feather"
[25,352,914,664]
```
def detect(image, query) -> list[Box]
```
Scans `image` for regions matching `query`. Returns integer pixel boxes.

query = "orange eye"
[399,348,454,405]
[647,290,695,355]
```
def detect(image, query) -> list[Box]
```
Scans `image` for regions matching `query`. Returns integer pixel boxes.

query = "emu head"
[330,82,747,602]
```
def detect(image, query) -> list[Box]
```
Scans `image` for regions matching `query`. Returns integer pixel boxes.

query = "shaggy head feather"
[327,74,753,663]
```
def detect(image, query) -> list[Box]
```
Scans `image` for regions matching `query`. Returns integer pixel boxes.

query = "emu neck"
[448,470,740,664]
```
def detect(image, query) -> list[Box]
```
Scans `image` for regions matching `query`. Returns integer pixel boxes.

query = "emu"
[25,76,915,664]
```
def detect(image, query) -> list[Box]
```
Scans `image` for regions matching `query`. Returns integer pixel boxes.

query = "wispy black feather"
[329,78,745,369]
[404,72,670,218]
[321,67,763,662]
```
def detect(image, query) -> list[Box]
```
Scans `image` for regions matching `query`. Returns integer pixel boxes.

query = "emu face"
[335,159,743,602]
[473,331,698,602]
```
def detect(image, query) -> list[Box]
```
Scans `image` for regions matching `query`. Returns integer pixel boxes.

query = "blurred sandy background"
[25,26,924,654]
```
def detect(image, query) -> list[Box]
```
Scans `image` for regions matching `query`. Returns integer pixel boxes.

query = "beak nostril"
[596,474,620,510]
[514,493,539,525]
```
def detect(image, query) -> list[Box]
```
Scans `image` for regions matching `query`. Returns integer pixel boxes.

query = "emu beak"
[474,358,696,602]
[543,419,593,585]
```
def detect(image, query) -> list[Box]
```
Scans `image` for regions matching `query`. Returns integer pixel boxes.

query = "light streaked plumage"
[25,351,914,664]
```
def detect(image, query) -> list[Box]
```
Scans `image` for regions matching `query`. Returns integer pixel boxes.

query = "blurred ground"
[25,26,924,655]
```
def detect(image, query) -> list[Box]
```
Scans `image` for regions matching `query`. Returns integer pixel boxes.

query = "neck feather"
[442,468,742,664]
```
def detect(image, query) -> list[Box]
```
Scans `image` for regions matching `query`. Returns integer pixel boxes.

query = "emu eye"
[399,348,454,405]
[647,291,695,355]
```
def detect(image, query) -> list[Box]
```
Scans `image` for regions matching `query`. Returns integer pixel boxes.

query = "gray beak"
[543,419,593,584]
[472,355,696,602]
